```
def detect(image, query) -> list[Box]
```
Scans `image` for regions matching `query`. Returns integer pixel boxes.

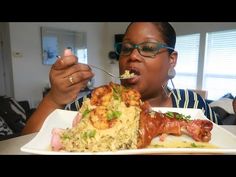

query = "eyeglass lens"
[116,42,167,57]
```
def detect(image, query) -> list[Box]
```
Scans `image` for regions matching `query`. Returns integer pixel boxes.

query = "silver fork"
[57,55,133,79]
[88,64,134,79]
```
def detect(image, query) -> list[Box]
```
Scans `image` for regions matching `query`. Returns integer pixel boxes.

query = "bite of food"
[120,70,136,79]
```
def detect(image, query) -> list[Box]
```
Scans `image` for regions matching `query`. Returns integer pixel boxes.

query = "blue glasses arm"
[160,44,174,51]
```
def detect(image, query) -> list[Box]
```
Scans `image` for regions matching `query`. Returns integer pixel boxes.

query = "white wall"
[104,22,130,81]
[9,22,131,108]
[9,22,109,107]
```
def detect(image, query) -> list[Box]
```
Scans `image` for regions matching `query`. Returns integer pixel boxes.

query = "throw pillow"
[0,96,26,133]
[221,93,234,99]
[209,98,234,114]
[0,116,13,136]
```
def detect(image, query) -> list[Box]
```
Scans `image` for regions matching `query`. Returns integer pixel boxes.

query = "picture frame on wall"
[41,26,87,65]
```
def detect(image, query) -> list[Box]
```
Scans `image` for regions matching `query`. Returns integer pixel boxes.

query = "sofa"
[0,96,35,140]
[207,93,236,125]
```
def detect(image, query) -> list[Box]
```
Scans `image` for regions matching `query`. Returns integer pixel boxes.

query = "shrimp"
[121,88,141,107]
[89,106,117,130]
[90,85,113,106]
[110,82,141,106]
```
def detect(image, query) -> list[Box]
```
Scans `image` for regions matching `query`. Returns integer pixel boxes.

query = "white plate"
[21,108,236,155]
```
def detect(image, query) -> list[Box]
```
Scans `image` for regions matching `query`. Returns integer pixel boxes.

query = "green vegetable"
[190,143,204,148]
[165,112,174,118]
[107,110,122,120]
[61,133,71,140]
[82,130,96,139]
[82,108,91,118]
[165,111,191,121]
[88,130,96,138]
[113,87,122,100]
[152,144,164,148]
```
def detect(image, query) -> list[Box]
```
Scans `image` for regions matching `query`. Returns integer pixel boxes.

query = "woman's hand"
[22,49,94,135]
[47,49,94,107]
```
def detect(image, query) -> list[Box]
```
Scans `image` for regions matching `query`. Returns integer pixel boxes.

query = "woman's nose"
[128,48,142,61]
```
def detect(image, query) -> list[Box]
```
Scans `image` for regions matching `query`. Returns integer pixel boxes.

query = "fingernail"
[64,48,73,56]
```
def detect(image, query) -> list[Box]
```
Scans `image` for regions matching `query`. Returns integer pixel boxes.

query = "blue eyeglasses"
[115,41,174,58]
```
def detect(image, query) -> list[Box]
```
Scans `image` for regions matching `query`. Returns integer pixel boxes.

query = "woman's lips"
[129,68,140,76]
[125,75,140,84]
[123,67,140,84]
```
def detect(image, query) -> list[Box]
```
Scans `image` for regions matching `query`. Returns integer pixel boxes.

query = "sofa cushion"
[209,94,236,125]
[0,96,26,134]
[209,98,234,114]
[211,106,236,125]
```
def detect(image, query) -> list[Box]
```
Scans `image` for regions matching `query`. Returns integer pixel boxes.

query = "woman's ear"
[167,51,178,80]
[169,51,178,67]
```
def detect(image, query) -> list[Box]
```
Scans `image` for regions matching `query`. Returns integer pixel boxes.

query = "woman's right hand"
[47,49,94,107]
[22,49,94,135]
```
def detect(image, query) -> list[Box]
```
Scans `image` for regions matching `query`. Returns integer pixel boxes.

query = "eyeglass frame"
[114,41,175,58]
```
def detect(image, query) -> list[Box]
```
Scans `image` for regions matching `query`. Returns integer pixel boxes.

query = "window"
[76,49,87,64]
[41,27,87,65]
[173,34,200,89]
[203,30,236,100]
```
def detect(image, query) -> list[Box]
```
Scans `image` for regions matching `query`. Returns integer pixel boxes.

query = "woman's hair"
[125,22,176,54]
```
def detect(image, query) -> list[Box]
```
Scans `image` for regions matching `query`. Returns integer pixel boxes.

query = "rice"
[120,70,135,79]
[59,84,141,152]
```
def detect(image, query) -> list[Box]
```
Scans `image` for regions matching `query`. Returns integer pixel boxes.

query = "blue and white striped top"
[170,89,220,124]
[66,89,221,124]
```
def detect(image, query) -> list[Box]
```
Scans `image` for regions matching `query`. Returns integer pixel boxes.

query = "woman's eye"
[122,46,133,52]
[142,46,157,52]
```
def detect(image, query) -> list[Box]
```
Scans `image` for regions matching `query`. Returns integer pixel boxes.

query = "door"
[0,27,6,95]
[0,23,14,97]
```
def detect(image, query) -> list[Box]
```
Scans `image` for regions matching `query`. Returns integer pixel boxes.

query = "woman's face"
[119,22,177,100]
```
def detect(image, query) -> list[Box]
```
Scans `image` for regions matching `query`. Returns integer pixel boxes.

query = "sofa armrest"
[221,114,236,125]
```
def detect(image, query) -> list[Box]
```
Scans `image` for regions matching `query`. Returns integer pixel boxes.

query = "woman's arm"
[21,93,64,134]
[22,49,94,135]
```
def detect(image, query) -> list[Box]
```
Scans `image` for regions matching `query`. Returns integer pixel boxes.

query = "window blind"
[173,34,200,89]
[203,30,236,99]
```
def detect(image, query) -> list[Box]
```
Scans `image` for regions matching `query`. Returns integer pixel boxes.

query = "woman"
[22,22,220,134]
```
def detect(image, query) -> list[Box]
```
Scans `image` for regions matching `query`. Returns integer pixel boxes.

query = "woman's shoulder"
[171,89,221,124]
[171,88,207,108]
[171,88,204,101]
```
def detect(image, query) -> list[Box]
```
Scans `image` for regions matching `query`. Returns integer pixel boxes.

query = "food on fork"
[120,70,136,79]
[51,82,213,152]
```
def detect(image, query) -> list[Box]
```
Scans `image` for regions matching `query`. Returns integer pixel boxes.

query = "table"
[0,125,235,154]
